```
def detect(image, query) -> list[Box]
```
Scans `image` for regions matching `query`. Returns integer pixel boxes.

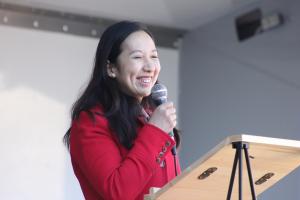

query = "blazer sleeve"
[70,111,175,200]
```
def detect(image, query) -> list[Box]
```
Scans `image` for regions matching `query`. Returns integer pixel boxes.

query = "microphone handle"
[169,130,177,156]
[170,130,178,176]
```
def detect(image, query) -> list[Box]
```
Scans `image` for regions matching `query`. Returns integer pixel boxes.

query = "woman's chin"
[137,90,151,98]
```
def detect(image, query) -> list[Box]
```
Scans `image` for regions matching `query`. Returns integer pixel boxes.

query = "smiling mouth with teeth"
[138,77,152,86]
[142,79,150,83]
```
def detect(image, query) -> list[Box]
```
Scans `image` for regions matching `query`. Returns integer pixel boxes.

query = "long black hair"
[63,21,180,150]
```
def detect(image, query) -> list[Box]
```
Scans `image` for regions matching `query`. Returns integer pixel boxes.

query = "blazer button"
[165,141,171,147]
[159,152,164,157]
[156,157,161,163]
[162,146,167,153]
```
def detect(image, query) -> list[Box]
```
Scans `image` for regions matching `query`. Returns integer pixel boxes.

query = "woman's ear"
[106,60,117,78]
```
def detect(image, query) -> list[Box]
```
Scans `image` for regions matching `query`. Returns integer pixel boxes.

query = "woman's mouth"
[137,77,152,87]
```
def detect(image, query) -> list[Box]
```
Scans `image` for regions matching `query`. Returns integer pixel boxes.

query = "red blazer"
[70,106,180,200]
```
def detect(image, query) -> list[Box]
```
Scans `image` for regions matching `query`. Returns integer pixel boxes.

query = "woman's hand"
[148,102,177,133]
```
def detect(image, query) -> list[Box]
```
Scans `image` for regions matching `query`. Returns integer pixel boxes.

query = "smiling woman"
[107,31,161,101]
[63,21,181,200]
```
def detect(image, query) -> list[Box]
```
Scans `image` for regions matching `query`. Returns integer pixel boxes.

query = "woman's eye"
[133,56,142,59]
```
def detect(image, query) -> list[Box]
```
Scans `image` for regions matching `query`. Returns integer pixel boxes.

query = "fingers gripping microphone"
[151,83,177,156]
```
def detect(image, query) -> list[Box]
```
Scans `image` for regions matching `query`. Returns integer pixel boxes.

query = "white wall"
[179,0,300,199]
[0,25,179,200]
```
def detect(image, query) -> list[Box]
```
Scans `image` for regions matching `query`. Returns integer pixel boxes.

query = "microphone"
[151,83,177,156]
[151,83,168,105]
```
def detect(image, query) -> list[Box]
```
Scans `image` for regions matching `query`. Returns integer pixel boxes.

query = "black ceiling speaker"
[235,8,284,41]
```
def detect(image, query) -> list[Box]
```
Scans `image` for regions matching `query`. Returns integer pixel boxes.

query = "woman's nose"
[143,60,155,71]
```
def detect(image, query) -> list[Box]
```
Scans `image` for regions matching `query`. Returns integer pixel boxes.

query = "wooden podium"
[144,135,300,200]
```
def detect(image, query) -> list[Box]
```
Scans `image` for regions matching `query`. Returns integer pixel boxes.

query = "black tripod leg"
[244,148,257,200]
[238,146,242,200]
[227,148,239,200]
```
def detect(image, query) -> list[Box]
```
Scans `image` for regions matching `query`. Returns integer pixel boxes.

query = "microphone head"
[151,83,168,105]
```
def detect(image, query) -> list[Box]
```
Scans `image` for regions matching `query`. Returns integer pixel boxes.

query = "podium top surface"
[145,134,300,200]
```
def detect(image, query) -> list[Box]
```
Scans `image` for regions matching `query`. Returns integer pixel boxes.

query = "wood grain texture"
[144,134,300,200]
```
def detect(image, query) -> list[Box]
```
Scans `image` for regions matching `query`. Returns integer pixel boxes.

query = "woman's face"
[110,31,161,101]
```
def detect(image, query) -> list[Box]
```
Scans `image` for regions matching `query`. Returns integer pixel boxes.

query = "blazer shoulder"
[71,105,110,134]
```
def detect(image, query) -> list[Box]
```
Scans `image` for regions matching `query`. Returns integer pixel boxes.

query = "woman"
[64,21,181,200]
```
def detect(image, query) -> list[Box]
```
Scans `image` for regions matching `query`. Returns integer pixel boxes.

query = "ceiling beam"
[0,2,187,48]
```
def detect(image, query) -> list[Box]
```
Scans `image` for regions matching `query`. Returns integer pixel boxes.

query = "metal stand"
[226,142,257,200]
